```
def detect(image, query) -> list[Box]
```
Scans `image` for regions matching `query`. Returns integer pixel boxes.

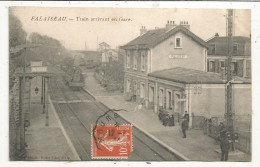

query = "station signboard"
[169,54,188,59]
[31,61,43,67]
[31,66,48,73]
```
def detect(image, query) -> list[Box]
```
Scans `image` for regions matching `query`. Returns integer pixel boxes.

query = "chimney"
[166,20,177,31]
[140,26,147,36]
[215,33,219,37]
[180,21,190,30]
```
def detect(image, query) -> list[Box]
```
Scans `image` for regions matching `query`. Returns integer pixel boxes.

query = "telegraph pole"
[226,9,233,133]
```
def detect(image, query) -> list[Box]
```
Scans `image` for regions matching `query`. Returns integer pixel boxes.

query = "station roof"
[121,25,209,50]
[148,67,251,84]
[207,36,251,56]
[15,65,65,77]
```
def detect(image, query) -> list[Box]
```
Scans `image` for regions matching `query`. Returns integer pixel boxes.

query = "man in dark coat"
[220,134,230,161]
[181,119,188,138]
[183,111,189,123]
[182,111,189,130]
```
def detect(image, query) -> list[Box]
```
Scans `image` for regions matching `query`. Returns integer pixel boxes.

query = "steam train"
[61,65,85,90]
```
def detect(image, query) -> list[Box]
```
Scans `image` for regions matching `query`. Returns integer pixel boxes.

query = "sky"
[11,7,251,51]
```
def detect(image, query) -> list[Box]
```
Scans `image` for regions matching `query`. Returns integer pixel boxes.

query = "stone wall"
[9,77,20,160]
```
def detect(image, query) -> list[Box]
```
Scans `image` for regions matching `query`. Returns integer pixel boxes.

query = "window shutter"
[215,60,219,73]
[207,60,209,72]
[246,60,251,78]
[237,60,243,77]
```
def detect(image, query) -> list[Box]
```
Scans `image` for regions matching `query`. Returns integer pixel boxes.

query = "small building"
[73,50,101,68]
[207,34,251,78]
[101,49,119,63]
[147,67,251,126]
[71,51,85,66]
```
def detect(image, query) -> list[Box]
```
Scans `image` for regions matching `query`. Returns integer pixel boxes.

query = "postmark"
[92,124,132,159]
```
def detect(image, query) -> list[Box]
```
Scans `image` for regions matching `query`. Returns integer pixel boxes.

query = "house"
[207,34,251,78]
[101,49,119,63]
[70,51,85,66]
[121,20,208,107]
[98,42,111,53]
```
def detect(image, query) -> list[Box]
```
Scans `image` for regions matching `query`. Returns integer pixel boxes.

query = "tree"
[9,10,26,48]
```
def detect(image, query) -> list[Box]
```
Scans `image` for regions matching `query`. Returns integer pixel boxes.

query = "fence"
[233,114,251,153]
[191,114,205,129]
[192,114,251,153]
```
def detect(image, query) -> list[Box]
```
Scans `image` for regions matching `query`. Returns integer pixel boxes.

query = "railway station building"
[121,21,251,126]
[207,34,251,78]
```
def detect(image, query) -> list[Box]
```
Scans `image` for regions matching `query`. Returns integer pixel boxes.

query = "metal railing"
[197,115,251,153]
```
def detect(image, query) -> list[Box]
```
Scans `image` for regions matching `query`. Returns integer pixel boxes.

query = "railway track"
[49,79,92,160]
[48,77,184,161]
[78,89,185,161]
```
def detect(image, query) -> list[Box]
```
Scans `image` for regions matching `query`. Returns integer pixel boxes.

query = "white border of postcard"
[1,1,260,167]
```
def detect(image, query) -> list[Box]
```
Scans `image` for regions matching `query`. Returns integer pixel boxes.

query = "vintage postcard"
[8,6,252,162]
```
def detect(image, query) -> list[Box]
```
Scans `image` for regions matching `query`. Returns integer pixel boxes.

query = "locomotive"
[62,65,85,90]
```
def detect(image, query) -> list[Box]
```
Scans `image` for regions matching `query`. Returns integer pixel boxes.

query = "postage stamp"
[92,124,132,159]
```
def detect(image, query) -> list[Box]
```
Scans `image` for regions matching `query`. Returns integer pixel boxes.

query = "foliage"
[25,32,70,65]
[29,32,62,48]
[9,10,26,48]
[9,12,70,89]
[97,60,124,91]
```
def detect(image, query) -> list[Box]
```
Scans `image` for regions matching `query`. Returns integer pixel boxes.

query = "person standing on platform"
[183,111,189,129]
[220,133,230,161]
[181,118,188,138]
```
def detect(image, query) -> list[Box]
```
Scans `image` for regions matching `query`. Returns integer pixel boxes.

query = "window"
[231,62,238,75]
[149,86,154,102]
[209,61,215,72]
[126,79,131,92]
[133,81,137,95]
[141,53,145,71]
[175,37,182,48]
[219,60,225,69]
[133,55,137,70]
[126,53,130,68]
[210,44,216,54]
[245,60,251,77]
[233,44,238,55]
[140,83,145,98]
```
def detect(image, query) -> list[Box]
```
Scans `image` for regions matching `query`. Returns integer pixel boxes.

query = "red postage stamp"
[92,124,132,159]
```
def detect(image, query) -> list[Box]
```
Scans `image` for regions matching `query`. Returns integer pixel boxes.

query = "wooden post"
[43,77,45,114]
[45,77,49,126]
[41,76,43,104]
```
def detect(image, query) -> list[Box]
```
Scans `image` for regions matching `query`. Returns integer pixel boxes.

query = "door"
[166,91,172,109]
[148,86,155,109]
[140,83,145,98]
[149,86,154,102]
[159,89,164,107]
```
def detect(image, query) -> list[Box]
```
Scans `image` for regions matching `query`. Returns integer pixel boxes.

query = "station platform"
[84,72,251,161]
[24,76,80,161]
